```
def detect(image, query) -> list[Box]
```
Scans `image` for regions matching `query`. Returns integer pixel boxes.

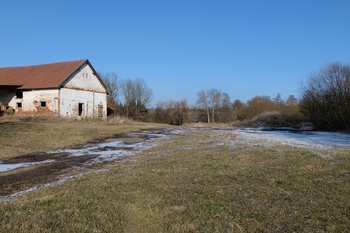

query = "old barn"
[0,59,107,119]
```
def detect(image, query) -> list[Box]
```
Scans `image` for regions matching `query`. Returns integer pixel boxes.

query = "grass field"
[0,115,172,160]
[1,125,349,232]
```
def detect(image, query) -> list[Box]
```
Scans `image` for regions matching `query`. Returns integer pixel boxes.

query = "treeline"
[101,61,350,131]
[149,93,302,125]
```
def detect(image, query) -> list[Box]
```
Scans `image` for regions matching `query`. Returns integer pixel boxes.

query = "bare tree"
[232,99,245,120]
[196,90,210,123]
[301,62,350,130]
[98,71,119,107]
[208,88,222,123]
[222,92,231,108]
[219,92,233,123]
[191,105,199,123]
[273,93,282,103]
[134,78,153,113]
[121,78,135,118]
[121,78,153,119]
[287,95,298,104]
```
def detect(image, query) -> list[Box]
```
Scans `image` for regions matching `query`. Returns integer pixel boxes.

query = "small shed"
[107,107,115,117]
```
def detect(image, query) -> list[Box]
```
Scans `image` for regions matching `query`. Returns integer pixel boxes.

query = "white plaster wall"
[94,92,107,117]
[19,89,59,114]
[62,63,106,92]
[1,88,59,114]
[60,88,106,119]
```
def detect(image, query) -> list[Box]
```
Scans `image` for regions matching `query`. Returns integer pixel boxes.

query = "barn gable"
[61,62,106,93]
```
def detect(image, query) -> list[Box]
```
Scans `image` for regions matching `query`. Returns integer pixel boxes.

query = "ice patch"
[0,159,55,173]
[0,173,86,201]
[234,128,350,150]
[0,129,172,200]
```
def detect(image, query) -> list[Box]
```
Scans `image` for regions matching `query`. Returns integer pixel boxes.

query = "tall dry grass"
[107,115,143,125]
[231,111,305,128]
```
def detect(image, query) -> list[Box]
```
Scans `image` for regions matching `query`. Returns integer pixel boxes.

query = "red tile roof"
[0,59,88,89]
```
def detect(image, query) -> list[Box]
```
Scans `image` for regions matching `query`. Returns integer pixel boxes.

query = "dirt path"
[0,129,168,197]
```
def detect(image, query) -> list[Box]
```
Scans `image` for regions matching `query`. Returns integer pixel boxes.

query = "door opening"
[98,105,103,117]
[78,103,83,116]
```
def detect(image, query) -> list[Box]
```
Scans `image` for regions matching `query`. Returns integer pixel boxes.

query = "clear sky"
[1,0,350,106]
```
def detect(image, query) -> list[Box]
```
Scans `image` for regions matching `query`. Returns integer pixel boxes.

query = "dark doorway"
[78,103,83,116]
[16,90,23,99]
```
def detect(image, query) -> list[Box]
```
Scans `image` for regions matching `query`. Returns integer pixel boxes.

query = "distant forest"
[100,62,350,131]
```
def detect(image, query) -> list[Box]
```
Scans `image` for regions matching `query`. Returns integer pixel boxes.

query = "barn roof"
[0,59,97,90]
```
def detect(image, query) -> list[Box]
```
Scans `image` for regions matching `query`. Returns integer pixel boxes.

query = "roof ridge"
[0,59,88,69]
[0,59,90,89]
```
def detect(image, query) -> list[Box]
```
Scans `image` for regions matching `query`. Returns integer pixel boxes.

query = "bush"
[231,111,305,128]
[252,111,303,128]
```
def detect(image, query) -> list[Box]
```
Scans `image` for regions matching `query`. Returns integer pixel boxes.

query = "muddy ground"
[0,129,165,197]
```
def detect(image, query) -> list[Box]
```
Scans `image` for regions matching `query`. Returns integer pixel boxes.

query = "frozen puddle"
[0,130,168,173]
[0,160,55,173]
[236,128,350,150]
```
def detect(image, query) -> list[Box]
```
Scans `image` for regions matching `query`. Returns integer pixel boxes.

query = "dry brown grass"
[1,128,349,232]
[231,111,306,128]
[107,115,143,125]
[0,115,173,160]
[183,122,228,127]
[230,119,255,128]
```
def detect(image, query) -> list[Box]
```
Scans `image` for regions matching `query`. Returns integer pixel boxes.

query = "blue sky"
[1,0,350,106]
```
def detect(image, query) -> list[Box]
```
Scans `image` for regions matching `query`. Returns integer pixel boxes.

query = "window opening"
[40,101,46,108]
[16,90,23,99]
[17,103,22,108]
[78,103,83,116]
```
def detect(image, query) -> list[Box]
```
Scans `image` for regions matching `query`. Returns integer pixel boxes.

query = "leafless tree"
[273,93,282,103]
[286,95,298,105]
[121,79,135,118]
[98,71,119,107]
[191,105,199,123]
[219,92,233,123]
[134,78,153,113]
[121,78,153,118]
[301,62,350,130]
[232,99,245,120]
[208,88,222,123]
[196,90,210,123]
[222,92,230,108]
